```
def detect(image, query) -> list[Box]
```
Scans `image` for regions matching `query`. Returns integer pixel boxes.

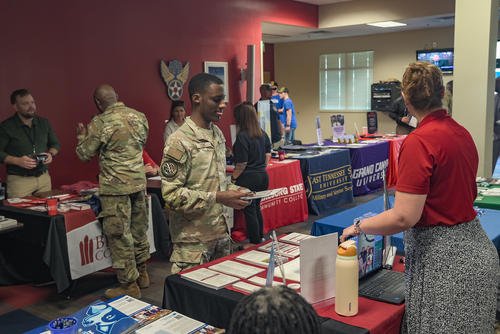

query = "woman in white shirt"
[164,100,186,143]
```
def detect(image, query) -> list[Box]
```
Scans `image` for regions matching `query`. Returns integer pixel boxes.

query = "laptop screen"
[356,233,384,279]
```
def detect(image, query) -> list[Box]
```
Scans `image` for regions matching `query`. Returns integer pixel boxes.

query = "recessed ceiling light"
[366,21,407,28]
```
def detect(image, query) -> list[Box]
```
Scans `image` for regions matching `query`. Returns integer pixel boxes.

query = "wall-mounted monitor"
[416,48,454,74]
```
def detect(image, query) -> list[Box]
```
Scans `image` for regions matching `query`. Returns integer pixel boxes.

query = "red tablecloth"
[384,136,406,188]
[180,241,405,334]
[231,159,309,241]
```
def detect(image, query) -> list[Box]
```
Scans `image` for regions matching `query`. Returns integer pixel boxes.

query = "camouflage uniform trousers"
[99,190,150,283]
[170,234,231,274]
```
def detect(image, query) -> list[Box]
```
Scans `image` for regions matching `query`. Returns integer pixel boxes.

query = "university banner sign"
[65,196,156,280]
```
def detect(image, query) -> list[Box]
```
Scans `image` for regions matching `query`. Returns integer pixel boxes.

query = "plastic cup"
[278,150,286,161]
[48,317,78,334]
[46,198,58,216]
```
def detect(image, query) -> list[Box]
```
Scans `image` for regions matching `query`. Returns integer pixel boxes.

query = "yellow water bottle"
[335,242,358,316]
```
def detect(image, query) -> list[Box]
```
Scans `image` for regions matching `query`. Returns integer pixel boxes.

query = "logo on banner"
[80,235,94,266]
[160,59,190,101]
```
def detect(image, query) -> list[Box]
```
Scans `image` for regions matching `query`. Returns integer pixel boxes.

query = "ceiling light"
[366,21,407,28]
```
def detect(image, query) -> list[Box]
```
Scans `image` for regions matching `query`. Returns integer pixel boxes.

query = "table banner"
[296,150,353,215]
[65,196,156,280]
[349,142,389,196]
[231,159,308,241]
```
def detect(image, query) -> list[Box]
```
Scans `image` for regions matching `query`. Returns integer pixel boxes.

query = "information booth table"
[163,241,405,334]
[294,149,354,215]
[231,159,308,241]
[301,140,390,196]
[0,194,164,293]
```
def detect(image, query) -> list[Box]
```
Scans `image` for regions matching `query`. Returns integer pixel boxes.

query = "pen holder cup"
[46,198,58,216]
[48,317,78,334]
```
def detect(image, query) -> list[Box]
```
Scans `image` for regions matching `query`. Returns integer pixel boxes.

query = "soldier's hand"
[216,190,251,210]
[17,155,37,169]
[76,123,87,136]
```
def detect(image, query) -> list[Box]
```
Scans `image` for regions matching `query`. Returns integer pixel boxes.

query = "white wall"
[274,27,454,143]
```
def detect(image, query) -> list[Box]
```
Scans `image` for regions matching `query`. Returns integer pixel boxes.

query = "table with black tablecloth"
[0,193,168,293]
[163,242,405,334]
[294,149,354,215]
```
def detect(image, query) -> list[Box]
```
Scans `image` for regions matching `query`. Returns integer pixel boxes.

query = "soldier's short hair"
[10,89,31,105]
[188,73,223,99]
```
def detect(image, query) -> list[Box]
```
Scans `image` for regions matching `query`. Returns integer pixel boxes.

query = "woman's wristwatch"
[353,218,364,235]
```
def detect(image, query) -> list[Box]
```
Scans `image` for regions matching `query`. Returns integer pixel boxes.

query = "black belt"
[9,170,47,177]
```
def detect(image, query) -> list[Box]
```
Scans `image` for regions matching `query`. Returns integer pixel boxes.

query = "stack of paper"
[235,250,288,267]
[181,268,239,290]
[209,260,265,278]
[258,241,300,258]
[232,281,262,294]
[0,217,17,229]
[135,311,223,334]
[280,232,315,245]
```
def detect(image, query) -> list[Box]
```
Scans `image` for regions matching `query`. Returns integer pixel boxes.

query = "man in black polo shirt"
[254,83,283,149]
[0,89,60,198]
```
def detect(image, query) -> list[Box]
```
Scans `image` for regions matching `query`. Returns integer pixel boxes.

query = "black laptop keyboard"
[359,270,405,304]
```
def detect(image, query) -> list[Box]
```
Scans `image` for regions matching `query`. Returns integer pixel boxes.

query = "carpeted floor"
[0,309,47,334]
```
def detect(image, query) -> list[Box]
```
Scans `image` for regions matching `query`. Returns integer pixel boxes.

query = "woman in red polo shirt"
[341,62,498,333]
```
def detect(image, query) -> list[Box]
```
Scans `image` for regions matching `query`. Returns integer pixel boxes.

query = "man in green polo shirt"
[0,89,60,198]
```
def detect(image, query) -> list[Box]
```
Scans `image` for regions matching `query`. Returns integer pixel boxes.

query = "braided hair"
[227,286,320,334]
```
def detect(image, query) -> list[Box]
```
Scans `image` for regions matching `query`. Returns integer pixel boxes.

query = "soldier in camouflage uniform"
[76,84,149,299]
[161,73,250,273]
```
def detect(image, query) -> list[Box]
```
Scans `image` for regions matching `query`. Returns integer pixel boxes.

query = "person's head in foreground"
[227,286,321,334]
[401,61,444,115]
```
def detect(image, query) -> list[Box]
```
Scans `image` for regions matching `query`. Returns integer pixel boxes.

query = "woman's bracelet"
[353,218,364,235]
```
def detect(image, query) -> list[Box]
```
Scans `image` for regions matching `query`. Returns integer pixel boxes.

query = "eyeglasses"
[271,87,277,90]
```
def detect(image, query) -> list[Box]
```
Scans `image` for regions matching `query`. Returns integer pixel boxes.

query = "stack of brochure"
[181,268,239,290]
[279,232,315,245]
[235,250,289,267]
[26,295,224,334]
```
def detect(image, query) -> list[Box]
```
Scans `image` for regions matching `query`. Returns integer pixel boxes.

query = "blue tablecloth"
[311,196,500,254]
[311,196,404,254]
[294,149,354,215]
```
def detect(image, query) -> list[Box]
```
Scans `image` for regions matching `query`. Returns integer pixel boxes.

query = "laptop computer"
[356,233,405,305]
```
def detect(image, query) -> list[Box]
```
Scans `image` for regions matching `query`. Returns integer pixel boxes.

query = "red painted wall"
[0,0,317,187]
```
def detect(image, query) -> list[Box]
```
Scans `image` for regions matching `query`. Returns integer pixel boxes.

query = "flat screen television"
[416,48,454,74]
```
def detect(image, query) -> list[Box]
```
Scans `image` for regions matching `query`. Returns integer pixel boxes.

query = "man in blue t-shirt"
[270,82,283,123]
[277,87,297,145]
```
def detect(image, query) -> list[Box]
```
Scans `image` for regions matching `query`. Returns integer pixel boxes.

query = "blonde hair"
[402,61,444,110]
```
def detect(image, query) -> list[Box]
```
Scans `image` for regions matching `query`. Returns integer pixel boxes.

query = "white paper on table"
[136,311,205,334]
[209,260,264,278]
[108,295,150,315]
[248,276,283,286]
[274,257,300,282]
[240,188,286,200]
[299,232,338,304]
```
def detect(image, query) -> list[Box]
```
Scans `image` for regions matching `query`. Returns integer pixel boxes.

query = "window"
[319,51,373,111]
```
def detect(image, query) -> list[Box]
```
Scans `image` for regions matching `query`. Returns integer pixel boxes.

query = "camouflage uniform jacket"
[161,117,238,243]
[76,102,148,195]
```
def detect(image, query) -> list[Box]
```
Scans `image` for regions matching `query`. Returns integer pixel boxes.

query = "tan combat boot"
[136,262,150,289]
[104,281,141,299]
